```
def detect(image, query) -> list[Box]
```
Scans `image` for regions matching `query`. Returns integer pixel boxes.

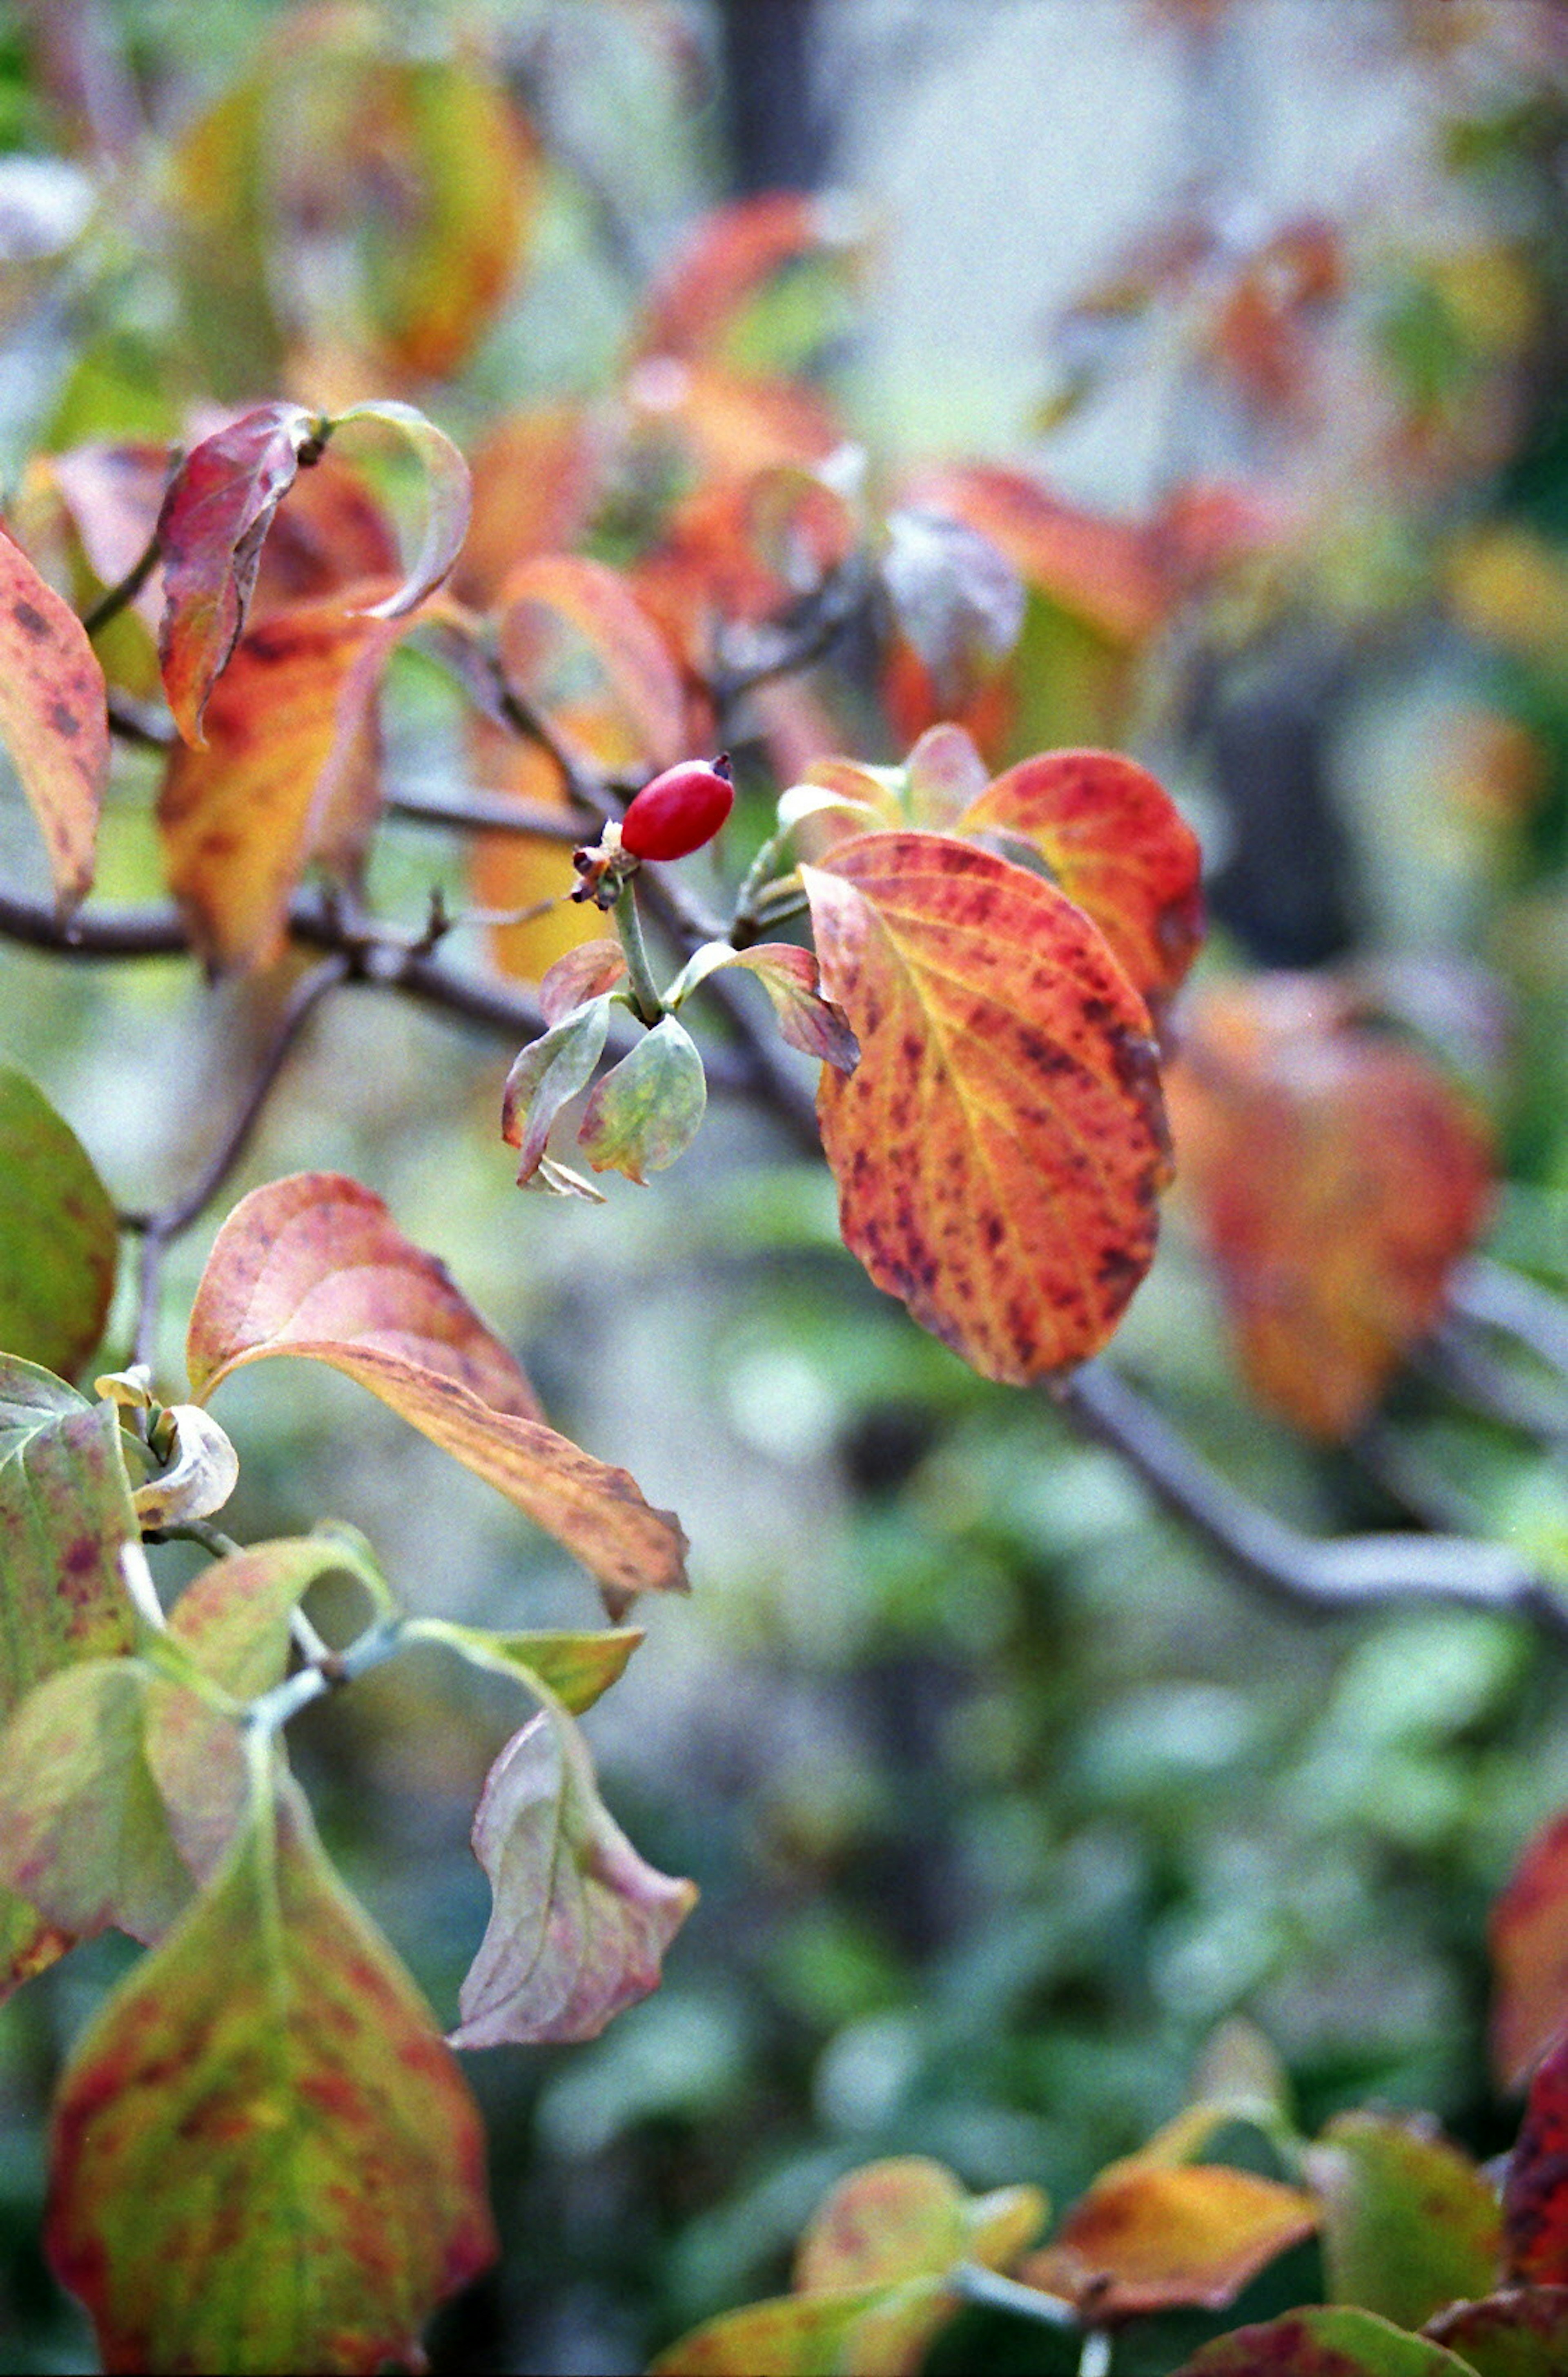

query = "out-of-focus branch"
[1061,1359,1568,1645]
[708,551,875,724]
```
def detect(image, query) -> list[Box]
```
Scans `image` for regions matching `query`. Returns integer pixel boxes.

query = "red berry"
[620,754,733,861]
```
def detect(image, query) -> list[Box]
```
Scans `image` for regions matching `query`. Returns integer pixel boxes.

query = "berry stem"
[613,878,664,1026]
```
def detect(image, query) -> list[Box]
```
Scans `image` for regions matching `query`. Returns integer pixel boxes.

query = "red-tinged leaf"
[904,463,1171,644]
[1169,979,1496,1437]
[0,528,109,908]
[0,1358,137,1992]
[46,1776,497,2375]
[448,1704,696,2048]
[187,1175,688,1599]
[48,443,167,606]
[1505,2029,1568,2279]
[502,1000,614,1185]
[0,1066,117,1381]
[1425,2288,1568,2376]
[157,590,406,971]
[904,724,989,829]
[649,2287,905,2377]
[1176,2308,1483,2375]
[803,832,1170,1386]
[677,942,859,1074]
[881,508,1025,707]
[1308,2112,1502,2328]
[637,191,859,361]
[628,436,849,668]
[579,1017,707,1184]
[457,403,603,608]
[539,940,628,1025]
[155,401,325,743]
[408,1618,643,1717]
[0,1658,191,1944]
[498,554,685,774]
[330,400,472,620]
[147,1536,381,1885]
[1022,2163,1316,2319]
[1492,1810,1568,2092]
[956,748,1205,1007]
[247,454,401,614]
[796,2159,1045,2292]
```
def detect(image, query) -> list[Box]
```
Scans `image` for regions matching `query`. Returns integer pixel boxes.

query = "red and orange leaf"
[649,2287,906,2377]
[904,724,990,829]
[0,530,110,910]
[1176,2308,1483,2375]
[903,464,1171,645]
[1505,2029,1568,2281]
[456,403,604,608]
[1169,980,1495,1438]
[1022,2163,1316,2319]
[637,191,857,361]
[247,454,401,616]
[1492,1809,1568,2092]
[449,1703,695,2048]
[956,748,1204,1007]
[46,1777,496,2375]
[498,554,685,774]
[539,940,628,1024]
[796,2159,1045,2293]
[1425,2288,1568,2375]
[803,831,1171,1386]
[1308,2111,1502,2328]
[156,401,324,743]
[157,588,404,971]
[681,943,859,1074]
[187,1174,688,1600]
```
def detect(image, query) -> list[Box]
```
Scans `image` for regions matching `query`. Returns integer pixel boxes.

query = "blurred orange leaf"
[156,586,405,971]
[956,748,1204,1007]
[803,831,1171,1386]
[1169,978,1494,1437]
[457,403,604,608]
[796,2159,1044,2292]
[904,464,1170,645]
[498,555,685,775]
[1022,2161,1316,2317]
[0,530,109,909]
[187,1174,688,1601]
[1492,1809,1568,2093]
[637,191,858,361]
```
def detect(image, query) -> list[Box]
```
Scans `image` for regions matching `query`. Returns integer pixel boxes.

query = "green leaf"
[1425,2289,1568,2375]
[0,1657,191,1945]
[501,998,612,1186]
[0,1359,138,1705]
[649,2286,903,2377]
[579,1015,707,1184]
[46,1772,497,2375]
[408,1617,644,1714]
[1309,2112,1502,2330]
[0,1068,117,1381]
[331,398,473,620]
[450,1702,695,2048]
[1176,2306,1483,2375]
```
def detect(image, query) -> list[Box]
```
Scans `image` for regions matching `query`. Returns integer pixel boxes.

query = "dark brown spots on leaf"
[49,702,80,740]
[11,598,49,639]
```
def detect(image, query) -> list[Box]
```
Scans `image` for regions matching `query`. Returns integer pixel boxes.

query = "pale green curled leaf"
[46,1772,497,2376]
[673,942,859,1074]
[129,1403,240,1530]
[501,997,612,1185]
[0,1357,139,1990]
[1176,2306,1482,2375]
[0,1069,117,1381]
[652,2158,1047,2377]
[579,1015,706,1184]
[408,1616,643,1715]
[0,1658,192,1944]
[1307,2110,1502,2332]
[331,398,473,619]
[147,1534,385,1885]
[450,1700,696,2049]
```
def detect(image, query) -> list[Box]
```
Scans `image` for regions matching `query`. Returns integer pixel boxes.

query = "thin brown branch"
[383,787,586,840]
[1060,1359,1568,1644]
[707,550,875,723]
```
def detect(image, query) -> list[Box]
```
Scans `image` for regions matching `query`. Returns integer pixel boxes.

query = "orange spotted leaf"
[156,401,324,743]
[187,1175,688,1601]
[45,1776,496,2375]
[156,588,404,971]
[803,831,1171,1386]
[498,554,684,774]
[1022,2161,1316,2319]
[1506,2029,1568,2281]
[1169,980,1495,1438]
[1492,1809,1568,2092]
[957,748,1204,1006]
[0,530,110,909]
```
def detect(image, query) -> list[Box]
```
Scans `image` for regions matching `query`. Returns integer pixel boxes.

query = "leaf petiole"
[612,878,665,1025]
